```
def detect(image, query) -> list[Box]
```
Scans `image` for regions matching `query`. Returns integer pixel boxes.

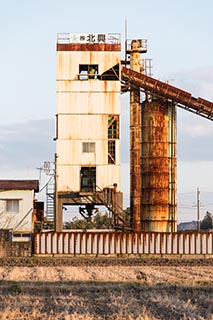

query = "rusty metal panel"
[178,233,184,254]
[56,44,122,201]
[121,66,213,121]
[138,233,143,254]
[57,140,107,164]
[172,233,178,254]
[141,100,176,232]
[201,233,207,254]
[96,166,121,191]
[58,115,108,140]
[57,51,120,80]
[33,231,213,255]
[56,164,121,192]
[57,80,121,94]
[57,92,121,114]
[149,233,155,254]
[109,232,115,254]
[207,232,213,254]
[57,43,121,52]
[129,41,141,231]
[160,232,166,254]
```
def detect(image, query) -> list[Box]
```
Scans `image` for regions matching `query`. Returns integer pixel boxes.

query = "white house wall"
[0,190,34,232]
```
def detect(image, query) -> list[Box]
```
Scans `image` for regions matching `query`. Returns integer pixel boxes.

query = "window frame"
[82,142,96,153]
[79,64,99,80]
[6,199,20,214]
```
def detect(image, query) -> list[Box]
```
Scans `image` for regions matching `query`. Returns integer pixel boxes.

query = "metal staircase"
[46,182,55,221]
[93,187,126,229]
[68,186,126,229]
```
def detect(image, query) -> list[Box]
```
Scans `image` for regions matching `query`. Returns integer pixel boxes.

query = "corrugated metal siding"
[57,51,120,80]
[96,165,121,190]
[56,92,120,114]
[56,163,121,192]
[57,140,107,165]
[34,231,213,255]
[56,80,121,93]
[58,115,108,140]
[0,180,39,191]
[56,44,121,195]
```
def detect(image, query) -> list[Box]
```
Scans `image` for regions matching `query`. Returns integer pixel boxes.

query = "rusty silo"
[126,39,177,232]
[140,99,177,232]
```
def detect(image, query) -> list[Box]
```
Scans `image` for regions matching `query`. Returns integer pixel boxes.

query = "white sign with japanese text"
[70,33,108,44]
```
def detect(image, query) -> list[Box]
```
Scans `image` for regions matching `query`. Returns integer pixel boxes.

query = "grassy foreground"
[0,263,212,319]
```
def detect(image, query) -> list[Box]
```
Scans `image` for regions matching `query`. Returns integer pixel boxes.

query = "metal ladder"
[46,182,55,221]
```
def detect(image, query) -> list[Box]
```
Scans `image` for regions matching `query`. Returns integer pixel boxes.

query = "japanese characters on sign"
[70,33,108,44]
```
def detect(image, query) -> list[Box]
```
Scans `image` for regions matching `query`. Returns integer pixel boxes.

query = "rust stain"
[141,100,176,232]
[57,43,121,52]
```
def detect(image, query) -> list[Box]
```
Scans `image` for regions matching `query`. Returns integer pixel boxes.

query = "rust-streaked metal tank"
[140,99,177,232]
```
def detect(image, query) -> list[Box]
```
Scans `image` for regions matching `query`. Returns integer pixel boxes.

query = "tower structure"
[124,40,177,232]
[55,33,123,231]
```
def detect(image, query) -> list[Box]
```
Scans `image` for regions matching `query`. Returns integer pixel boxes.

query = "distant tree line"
[64,212,113,230]
[64,208,131,230]
[64,209,213,231]
[200,211,213,230]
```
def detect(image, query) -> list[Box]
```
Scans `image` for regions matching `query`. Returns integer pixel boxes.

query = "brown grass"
[0,264,212,319]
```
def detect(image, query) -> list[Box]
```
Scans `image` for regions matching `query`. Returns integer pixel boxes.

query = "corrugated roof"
[0,180,39,192]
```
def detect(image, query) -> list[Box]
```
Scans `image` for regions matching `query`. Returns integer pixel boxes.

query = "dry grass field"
[0,257,212,319]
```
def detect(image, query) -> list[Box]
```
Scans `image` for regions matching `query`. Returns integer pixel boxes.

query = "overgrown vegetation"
[64,212,113,230]
[64,208,131,230]
[200,211,213,230]
[0,280,212,319]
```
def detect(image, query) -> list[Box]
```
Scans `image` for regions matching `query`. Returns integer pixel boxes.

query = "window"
[108,115,119,139]
[108,115,118,164]
[82,142,95,153]
[108,140,116,164]
[80,167,96,192]
[79,64,98,80]
[6,200,20,213]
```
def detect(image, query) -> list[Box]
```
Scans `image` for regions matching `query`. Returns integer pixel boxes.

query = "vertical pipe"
[130,40,141,230]
[55,153,63,232]
[169,103,177,232]
[197,188,200,231]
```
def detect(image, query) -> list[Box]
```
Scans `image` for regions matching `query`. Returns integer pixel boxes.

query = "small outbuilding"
[0,180,42,241]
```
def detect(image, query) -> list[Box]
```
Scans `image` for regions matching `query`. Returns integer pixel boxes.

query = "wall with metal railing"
[34,231,213,256]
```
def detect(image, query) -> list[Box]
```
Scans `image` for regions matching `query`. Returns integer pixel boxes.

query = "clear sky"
[1,0,213,223]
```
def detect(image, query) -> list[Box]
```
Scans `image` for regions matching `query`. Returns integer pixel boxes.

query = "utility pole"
[197,187,200,231]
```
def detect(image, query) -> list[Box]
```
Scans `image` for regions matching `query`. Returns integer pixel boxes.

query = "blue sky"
[1,0,213,222]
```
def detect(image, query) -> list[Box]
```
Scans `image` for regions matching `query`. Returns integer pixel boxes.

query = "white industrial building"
[55,33,123,231]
